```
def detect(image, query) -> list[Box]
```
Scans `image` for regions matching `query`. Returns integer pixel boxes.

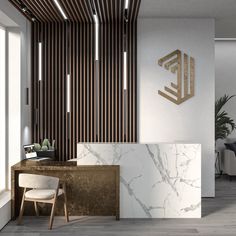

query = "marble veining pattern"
[75,143,201,218]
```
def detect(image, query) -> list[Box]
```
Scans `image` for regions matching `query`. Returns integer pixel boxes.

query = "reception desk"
[75,143,201,218]
[12,143,201,219]
[11,160,120,219]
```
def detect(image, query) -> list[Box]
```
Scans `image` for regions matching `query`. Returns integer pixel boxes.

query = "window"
[0,27,21,193]
[8,29,21,188]
[0,26,6,193]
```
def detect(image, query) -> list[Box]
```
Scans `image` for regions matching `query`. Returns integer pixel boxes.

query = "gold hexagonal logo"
[158,49,195,105]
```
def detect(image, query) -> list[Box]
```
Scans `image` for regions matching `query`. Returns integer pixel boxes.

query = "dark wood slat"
[72,22,76,158]
[34,0,57,22]
[100,24,104,141]
[75,23,79,147]
[61,22,66,161]
[65,22,68,159]
[86,23,90,141]
[54,22,58,152]
[62,1,77,22]
[83,23,86,142]
[79,23,83,142]
[44,0,63,21]
[28,0,140,160]
[71,1,83,22]
[32,23,37,141]
[37,23,41,142]
[81,0,94,23]
[21,0,49,22]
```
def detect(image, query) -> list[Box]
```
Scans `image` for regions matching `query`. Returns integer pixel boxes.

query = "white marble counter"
[75,143,201,218]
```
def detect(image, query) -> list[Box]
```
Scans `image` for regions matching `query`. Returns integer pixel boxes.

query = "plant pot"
[36,150,56,160]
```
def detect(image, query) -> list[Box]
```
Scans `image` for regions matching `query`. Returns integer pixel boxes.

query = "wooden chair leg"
[18,188,26,225]
[64,194,69,222]
[34,201,39,216]
[63,184,69,223]
[49,200,57,230]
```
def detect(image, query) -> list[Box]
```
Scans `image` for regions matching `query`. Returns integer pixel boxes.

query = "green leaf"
[215,94,236,141]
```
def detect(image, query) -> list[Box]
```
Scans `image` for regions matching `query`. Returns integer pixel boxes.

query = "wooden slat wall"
[13,0,140,161]
[32,21,95,161]
[128,0,141,142]
[32,22,68,161]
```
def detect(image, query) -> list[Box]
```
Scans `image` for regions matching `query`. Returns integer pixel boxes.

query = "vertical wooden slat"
[121,19,125,142]
[62,22,65,161]
[133,21,137,141]
[129,21,132,142]
[76,23,79,145]
[98,23,103,142]
[104,23,108,142]
[83,23,86,142]
[47,22,51,142]
[38,23,42,142]
[52,22,55,142]
[89,23,93,142]
[65,21,69,160]
[72,21,76,158]
[58,22,61,159]
[79,23,83,142]
[32,22,37,142]
[42,23,46,140]
[54,22,58,154]
[29,0,140,161]
[111,0,114,142]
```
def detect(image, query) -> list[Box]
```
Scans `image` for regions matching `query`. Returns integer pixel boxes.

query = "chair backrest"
[19,173,59,190]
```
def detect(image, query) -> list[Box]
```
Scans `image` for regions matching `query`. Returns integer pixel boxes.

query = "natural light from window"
[8,30,21,188]
[0,26,6,193]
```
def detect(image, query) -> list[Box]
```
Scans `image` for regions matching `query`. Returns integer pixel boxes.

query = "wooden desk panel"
[11,161,120,220]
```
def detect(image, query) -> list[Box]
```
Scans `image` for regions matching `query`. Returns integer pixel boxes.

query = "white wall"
[216,19,236,38]
[215,41,236,151]
[138,18,215,197]
[0,0,31,229]
[0,27,6,192]
[0,0,31,160]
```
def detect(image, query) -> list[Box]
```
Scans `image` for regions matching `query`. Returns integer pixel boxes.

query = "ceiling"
[139,0,236,19]
[9,0,141,23]
[0,9,18,27]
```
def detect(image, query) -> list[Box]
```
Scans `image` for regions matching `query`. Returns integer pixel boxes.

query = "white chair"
[18,173,69,230]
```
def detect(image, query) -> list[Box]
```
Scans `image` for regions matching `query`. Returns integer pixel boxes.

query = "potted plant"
[34,139,56,160]
[215,95,236,141]
[215,94,236,174]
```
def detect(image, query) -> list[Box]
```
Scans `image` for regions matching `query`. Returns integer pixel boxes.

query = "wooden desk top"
[12,160,119,171]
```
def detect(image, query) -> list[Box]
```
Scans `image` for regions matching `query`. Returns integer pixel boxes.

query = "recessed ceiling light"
[53,0,67,20]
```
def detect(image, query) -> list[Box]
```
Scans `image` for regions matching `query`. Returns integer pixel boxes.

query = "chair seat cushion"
[25,188,63,200]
